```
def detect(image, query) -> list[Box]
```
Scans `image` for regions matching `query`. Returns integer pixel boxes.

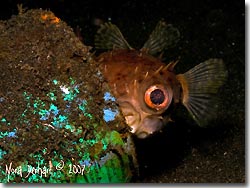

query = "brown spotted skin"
[96,49,181,138]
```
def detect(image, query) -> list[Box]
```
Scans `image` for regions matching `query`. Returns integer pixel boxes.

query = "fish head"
[118,80,174,139]
[99,50,178,138]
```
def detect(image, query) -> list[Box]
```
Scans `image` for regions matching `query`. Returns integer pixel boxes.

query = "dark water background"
[0,0,245,183]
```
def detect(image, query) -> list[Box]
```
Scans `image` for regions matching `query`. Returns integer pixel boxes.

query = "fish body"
[97,49,180,138]
[95,21,227,138]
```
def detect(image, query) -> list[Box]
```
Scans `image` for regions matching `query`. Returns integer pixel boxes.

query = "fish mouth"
[118,101,164,138]
[124,114,139,129]
[133,116,164,139]
[136,131,150,139]
[118,101,141,130]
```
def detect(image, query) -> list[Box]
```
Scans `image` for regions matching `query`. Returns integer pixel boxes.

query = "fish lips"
[135,116,164,139]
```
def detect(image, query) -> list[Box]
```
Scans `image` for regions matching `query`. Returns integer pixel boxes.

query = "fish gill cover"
[0,9,136,183]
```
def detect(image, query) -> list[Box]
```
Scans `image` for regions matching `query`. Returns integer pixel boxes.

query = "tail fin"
[176,59,227,126]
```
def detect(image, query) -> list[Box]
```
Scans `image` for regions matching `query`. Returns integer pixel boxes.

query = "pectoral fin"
[141,20,180,55]
[176,59,227,126]
[95,22,132,50]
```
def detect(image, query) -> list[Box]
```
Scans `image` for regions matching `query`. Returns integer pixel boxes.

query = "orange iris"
[144,85,169,110]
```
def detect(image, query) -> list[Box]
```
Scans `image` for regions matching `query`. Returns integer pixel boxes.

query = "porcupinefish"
[95,21,227,139]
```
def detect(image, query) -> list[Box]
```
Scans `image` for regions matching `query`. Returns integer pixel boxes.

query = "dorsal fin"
[141,20,180,55]
[95,22,132,50]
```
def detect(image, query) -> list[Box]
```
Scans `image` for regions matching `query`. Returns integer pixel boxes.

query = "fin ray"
[177,59,227,126]
[95,22,132,50]
[141,20,180,55]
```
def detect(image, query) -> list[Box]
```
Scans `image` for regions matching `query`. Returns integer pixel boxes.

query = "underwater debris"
[0,9,135,183]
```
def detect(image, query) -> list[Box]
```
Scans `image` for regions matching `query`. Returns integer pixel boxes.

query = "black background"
[0,0,245,183]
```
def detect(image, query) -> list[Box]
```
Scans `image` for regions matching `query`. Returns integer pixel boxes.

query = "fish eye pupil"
[150,89,165,105]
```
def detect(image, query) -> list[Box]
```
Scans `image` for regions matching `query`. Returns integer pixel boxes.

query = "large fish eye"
[144,85,169,110]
